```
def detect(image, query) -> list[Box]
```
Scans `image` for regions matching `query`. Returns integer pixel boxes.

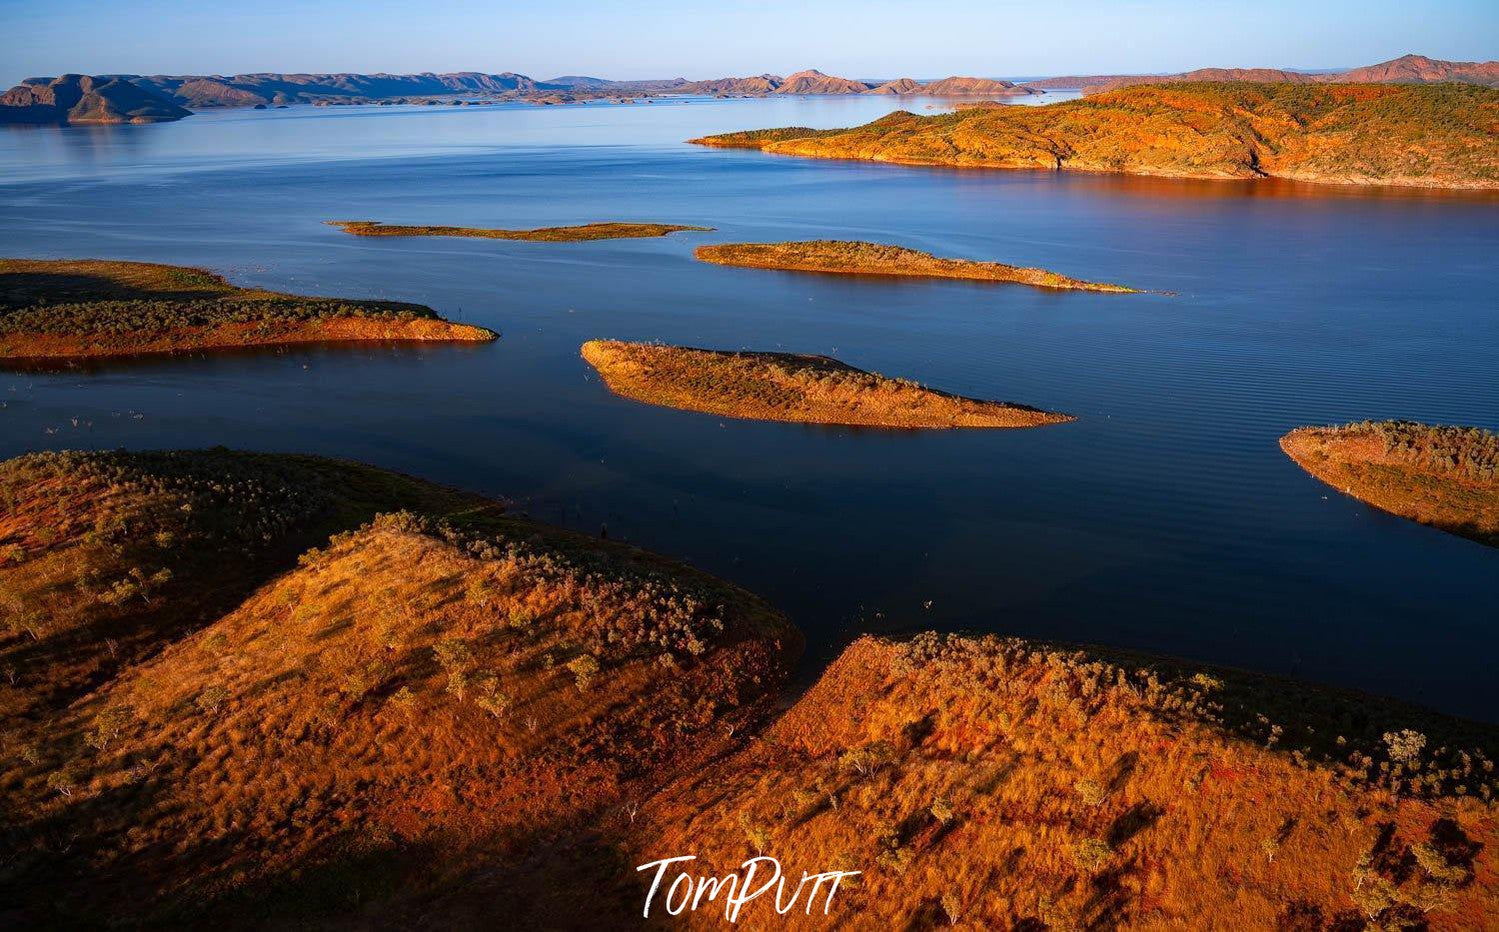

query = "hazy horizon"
[6,0,1496,89]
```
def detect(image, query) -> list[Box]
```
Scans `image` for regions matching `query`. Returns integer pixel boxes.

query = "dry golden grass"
[581,340,1072,429]
[0,258,494,361]
[692,82,1499,189]
[633,634,1499,929]
[0,450,795,925]
[696,241,1139,293]
[1282,421,1499,547]
[328,220,713,241]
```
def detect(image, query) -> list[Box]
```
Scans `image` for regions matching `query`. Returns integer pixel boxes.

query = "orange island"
[0,258,494,362]
[695,240,1138,293]
[1281,420,1499,547]
[690,82,1499,189]
[581,339,1071,428]
[328,219,713,241]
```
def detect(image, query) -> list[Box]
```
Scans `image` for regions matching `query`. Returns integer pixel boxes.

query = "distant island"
[1281,420,1498,547]
[0,74,189,124]
[329,220,713,242]
[696,240,1139,292]
[581,339,1072,428]
[0,258,494,362]
[692,82,1499,189]
[1023,53,1499,93]
[5,54,1495,123]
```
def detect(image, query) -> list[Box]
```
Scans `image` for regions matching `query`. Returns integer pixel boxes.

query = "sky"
[5,0,1497,87]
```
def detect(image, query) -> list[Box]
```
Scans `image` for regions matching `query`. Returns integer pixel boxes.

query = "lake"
[2,95,1496,720]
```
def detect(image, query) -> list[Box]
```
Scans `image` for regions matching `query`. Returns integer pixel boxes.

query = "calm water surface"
[2,97,1496,718]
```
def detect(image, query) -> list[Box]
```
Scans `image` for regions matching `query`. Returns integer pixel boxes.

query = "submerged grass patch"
[581,339,1072,429]
[696,240,1139,292]
[328,220,714,241]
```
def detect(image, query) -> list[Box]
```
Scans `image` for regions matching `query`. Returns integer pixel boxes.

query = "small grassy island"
[696,240,1138,292]
[581,339,1072,428]
[0,258,494,362]
[328,219,714,242]
[1281,420,1499,547]
[691,82,1499,189]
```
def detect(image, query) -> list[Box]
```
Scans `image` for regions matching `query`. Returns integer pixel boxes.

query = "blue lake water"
[2,96,1496,719]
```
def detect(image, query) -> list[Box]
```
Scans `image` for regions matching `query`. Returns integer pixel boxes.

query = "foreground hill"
[0,258,494,362]
[0,449,797,925]
[0,74,190,124]
[692,82,1499,189]
[1281,421,1498,547]
[634,633,1499,928]
[1023,53,1499,91]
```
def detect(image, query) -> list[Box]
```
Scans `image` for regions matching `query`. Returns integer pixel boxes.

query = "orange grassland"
[633,634,1499,929]
[0,450,796,925]
[1281,421,1499,547]
[691,82,1499,189]
[0,258,494,362]
[581,340,1073,429]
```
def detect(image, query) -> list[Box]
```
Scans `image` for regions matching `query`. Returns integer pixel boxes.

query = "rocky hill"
[0,74,190,124]
[1024,53,1499,93]
[921,76,1044,97]
[693,82,1499,189]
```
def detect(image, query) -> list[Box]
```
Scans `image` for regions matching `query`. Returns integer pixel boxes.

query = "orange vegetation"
[633,634,1499,929]
[695,240,1139,293]
[0,450,795,925]
[691,82,1499,189]
[0,258,494,362]
[328,220,713,241]
[581,339,1072,429]
[1281,421,1499,547]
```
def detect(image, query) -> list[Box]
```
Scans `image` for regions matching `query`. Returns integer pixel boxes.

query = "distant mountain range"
[3,54,1494,125]
[1023,54,1499,92]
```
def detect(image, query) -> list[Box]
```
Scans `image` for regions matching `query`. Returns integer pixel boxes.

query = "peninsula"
[695,240,1138,292]
[581,339,1072,428]
[691,82,1499,189]
[0,258,494,362]
[329,220,713,241]
[1281,420,1499,547]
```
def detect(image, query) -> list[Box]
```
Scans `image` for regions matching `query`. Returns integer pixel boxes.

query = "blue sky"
[6,0,1496,86]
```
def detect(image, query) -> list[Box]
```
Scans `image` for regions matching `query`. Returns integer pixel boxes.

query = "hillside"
[129,70,559,107]
[921,76,1043,97]
[773,69,874,94]
[691,82,1499,189]
[1281,421,1499,547]
[0,449,797,925]
[633,633,1499,928]
[0,74,190,124]
[0,258,494,362]
[1024,53,1499,93]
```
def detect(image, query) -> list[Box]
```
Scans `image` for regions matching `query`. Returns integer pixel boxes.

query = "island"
[695,240,1139,293]
[1281,420,1498,547]
[328,219,713,242]
[0,258,495,362]
[691,82,1499,189]
[581,339,1072,428]
[0,74,190,124]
